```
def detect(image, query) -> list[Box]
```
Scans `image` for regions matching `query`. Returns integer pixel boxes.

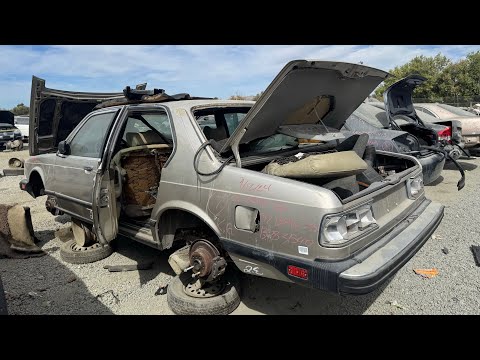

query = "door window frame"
[65,108,121,159]
[99,105,177,175]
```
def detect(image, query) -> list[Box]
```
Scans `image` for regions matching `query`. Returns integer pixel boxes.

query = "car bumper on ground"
[222,198,444,295]
[417,152,445,185]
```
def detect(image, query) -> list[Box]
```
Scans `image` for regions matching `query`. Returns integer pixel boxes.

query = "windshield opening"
[193,106,302,156]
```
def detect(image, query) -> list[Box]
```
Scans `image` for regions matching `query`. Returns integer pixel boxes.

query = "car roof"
[95,99,255,114]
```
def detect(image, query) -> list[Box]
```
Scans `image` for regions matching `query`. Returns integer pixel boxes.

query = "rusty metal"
[189,240,219,278]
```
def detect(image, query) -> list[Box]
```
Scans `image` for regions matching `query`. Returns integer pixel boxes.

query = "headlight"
[406,175,424,199]
[320,204,377,246]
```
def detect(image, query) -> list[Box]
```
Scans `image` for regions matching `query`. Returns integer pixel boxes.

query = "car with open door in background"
[20,60,444,315]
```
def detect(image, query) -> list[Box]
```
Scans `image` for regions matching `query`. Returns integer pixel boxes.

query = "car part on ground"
[60,240,113,264]
[5,140,24,151]
[0,204,44,259]
[167,270,241,315]
[1,168,24,176]
[103,262,153,272]
[8,157,24,168]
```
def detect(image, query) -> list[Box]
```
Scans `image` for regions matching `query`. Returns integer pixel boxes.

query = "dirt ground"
[1,149,479,315]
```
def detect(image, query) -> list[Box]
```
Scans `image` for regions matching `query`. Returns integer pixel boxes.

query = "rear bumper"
[338,200,443,294]
[463,135,480,148]
[222,199,444,295]
[417,152,445,184]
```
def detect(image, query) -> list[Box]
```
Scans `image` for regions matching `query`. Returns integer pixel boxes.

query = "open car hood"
[219,60,389,153]
[0,111,14,126]
[29,76,125,155]
[383,75,426,125]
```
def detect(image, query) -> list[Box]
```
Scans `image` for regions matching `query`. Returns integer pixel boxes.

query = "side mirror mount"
[58,140,70,155]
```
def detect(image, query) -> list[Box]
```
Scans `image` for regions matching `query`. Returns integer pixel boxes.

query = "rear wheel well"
[29,171,45,197]
[158,209,219,249]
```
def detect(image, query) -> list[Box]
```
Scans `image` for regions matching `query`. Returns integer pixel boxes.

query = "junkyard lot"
[1,149,479,314]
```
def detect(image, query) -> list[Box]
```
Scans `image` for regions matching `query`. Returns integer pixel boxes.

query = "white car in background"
[14,116,29,142]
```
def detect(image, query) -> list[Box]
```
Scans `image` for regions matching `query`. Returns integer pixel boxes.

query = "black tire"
[167,271,241,315]
[60,239,113,264]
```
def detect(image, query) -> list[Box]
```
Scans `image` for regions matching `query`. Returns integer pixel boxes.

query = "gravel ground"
[1,149,479,315]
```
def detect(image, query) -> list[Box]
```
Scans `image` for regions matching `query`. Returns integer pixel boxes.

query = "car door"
[92,107,174,244]
[54,110,119,222]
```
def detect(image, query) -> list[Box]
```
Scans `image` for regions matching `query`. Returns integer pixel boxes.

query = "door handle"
[84,166,93,172]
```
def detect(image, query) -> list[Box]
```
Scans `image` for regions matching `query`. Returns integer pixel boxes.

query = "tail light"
[437,127,452,143]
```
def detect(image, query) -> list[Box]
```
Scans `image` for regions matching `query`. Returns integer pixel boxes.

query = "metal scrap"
[103,261,153,272]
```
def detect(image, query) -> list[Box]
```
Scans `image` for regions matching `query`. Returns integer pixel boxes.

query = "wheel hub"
[68,241,103,252]
[183,279,226,298]
[189,241,219,278]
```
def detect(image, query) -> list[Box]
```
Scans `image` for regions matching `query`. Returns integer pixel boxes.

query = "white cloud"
[0,45,479,109]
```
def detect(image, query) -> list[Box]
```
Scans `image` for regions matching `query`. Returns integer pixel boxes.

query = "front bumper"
[417,152,445,185]
[19,178,35,197]
[0,134,23,146]
[222,198,444,295]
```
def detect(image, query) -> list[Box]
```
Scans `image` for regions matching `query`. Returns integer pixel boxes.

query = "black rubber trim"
[221,199,442,294]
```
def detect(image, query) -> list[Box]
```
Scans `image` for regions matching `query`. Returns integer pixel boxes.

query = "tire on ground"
[167,271,241,315]
[60,239,113,264]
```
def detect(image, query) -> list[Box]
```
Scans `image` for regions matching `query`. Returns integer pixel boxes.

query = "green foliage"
[374,51,480,100]
[10,103,29,116]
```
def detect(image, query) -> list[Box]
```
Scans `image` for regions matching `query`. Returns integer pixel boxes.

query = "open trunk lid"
[219,60,389,154]
[383,75,427,126]
[0,111,14,126]
[29,76,124,155]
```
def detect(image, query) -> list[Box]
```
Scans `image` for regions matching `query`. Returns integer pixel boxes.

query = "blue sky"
[1,45,479,109]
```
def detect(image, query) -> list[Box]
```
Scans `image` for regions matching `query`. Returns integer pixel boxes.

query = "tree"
[11,103,29,116]
[374,53,452,100]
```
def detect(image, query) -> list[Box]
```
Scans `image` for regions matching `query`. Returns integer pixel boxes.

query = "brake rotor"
[189,240,220,278]
[183,279,226,298]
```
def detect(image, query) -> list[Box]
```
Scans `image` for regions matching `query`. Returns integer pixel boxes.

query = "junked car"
[0,111,24,150]
[14,116,30,141]
[414,102,480,152]
[20,60,444,315]
[345,76,465,189]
